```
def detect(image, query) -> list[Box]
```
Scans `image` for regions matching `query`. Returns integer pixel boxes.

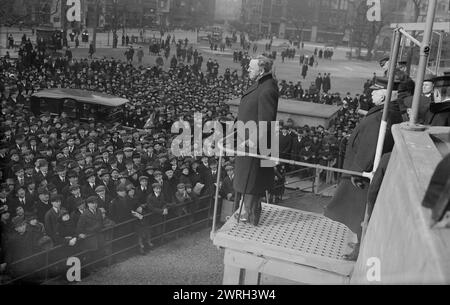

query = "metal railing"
[210,132,366,240]
[2,194,215,285]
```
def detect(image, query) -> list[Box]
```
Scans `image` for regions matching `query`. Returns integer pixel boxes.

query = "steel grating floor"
[214,203,357,275]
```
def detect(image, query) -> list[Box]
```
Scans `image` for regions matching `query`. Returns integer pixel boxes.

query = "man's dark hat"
[370,77,400,90]
[86,195,98,204]
[50,194,63,202]
[69,184,80,192]
[431,75,450,87]
[424,73,436,82]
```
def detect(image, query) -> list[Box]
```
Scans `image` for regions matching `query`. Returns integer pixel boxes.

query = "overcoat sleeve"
[258,84,278,123]
[257,81,279,153]
[346,119,380,173]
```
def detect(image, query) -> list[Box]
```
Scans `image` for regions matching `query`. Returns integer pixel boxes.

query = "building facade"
[214,0,242,22]
[101,0,158,29]
[241,0,352,42]
[2,0,54,26]
[165,0,216,29]
[241,0,288,39]
[374,0,450,52]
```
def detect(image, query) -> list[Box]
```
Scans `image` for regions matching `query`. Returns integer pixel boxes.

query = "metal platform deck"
[213,203,357,284]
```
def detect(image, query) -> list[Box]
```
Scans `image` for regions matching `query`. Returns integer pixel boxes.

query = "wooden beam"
[224,249,350,284]
[214,204,357,276]
[390,22,450,32]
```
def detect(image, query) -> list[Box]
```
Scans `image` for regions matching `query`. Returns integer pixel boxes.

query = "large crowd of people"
[0,35,372,280]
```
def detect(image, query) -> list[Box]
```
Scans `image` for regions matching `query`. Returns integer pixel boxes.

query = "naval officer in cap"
[324,77,403,259]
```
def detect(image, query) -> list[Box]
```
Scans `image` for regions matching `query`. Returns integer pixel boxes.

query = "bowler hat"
[98,169,110,177]
[95,185,106,193]
[151,182,162,189]
[67,170,78,178]
[38,187,49,195]
[50,194,63,202]
[12,217,26,228]
[370,77,400,90]
[225,165,234,171]
[116,183,127,192]
[86,196,98,204]
[86,169,97,180]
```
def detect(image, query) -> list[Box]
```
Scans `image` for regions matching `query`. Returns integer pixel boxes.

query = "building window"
[331,0,339,10]
[340,0,349,10]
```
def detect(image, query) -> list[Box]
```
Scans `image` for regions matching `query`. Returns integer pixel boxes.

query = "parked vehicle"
[30,88,129,122]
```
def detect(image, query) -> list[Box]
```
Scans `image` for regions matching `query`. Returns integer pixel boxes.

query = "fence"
[2,194,214,285]
[3,159,343,284]
[271,159,340,197]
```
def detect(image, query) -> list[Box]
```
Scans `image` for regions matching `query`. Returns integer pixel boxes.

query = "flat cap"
[95,185,106,192]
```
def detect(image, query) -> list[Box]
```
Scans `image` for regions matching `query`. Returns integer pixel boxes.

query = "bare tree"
[351,0,398,60]
[0,0,61,27]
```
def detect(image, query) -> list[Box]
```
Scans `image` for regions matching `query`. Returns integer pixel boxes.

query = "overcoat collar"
[242,73,273,97]
[367,100,402,117]
[367,104,384,116]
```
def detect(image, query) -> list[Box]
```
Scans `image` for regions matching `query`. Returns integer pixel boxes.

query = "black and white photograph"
[0,0,450,291]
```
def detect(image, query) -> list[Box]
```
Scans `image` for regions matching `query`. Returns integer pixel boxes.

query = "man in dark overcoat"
[301,63,308,79]
[44,194,63,244]
[324,84,403,251]
[233,55,279,226]
[76,196,104,251]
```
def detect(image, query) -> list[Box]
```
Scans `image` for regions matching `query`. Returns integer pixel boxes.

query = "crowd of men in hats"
[0,48,246,274]
[0,34,394,277]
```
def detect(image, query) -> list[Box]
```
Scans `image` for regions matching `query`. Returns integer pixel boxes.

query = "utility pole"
[92,0,100,53]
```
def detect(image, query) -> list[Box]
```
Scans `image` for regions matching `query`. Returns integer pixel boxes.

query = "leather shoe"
[249,202,262,226]
[234,213,248,223]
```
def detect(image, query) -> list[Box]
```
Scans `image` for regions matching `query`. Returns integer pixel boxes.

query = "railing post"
[107,227,113,266]
[371,28,402,176]
[44,250,49,282]
[314,168,321,194]
[162,214,167,242]
[406,0,438,128]
[311,168,315,194]
[210,149,223,240]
